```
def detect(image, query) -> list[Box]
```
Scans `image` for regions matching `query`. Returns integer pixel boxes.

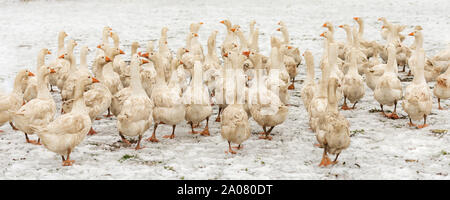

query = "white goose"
[117,54,153,150]
[146,51,185,141]
[374,44,403,119]
[0,69,34,132]
[342,48,365,110]
[402,48,432,128]
[23,49,52,102]
[300,50,317,113]
[48,31,68,92]
[13,59,56,145]
[33,75,98,166]
[183,61,212,136]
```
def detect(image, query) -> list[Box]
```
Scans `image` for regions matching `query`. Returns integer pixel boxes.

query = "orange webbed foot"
[27,140,41,145]
[407,122,417,127]
[232,145,244,150]
[200,129,210,136]
[388,113,400,119]
[103,114,113,118]
[288,84,295,90]
[146,137,159,143]
[135,145,145,150]
[417,124,429,129]
[341,104,352,110]
[258,135,273,140]
[226,149,237,154]
[319,156,332,167]
[62,160,75,166]
[215,117,221,122]
[163,134,175,139]
[88,127,97,136]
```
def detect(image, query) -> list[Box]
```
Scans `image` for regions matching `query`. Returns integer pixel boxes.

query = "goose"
[62,55,112,135]
[181,32,202,74]
[111,58,149,117]
[374,44,403,119]
[96,26,112,57]
[183,61,212,136]
[61,45,90,102]
[402,48,432,128]
[13,59,56,145]
[378,17,405,42]
[267,38,290,105]
[214,51,234,122]
[342,48,365,110]
[116,54,153,150]
[325,42,344,103]
[316,76,350,167]
[158,27,173,81]
[309,44,333,133]
[118,42,141,88]
[146,51,185,141]
[319,31,345,77]
[56,39,77,91]
[32,75,98,166]
[0,69,34,132]
[434,61,450,110]
[101,47,124,113]
[48,31,68,92]
[23,49,52,103]
[94,43,125,78]
[203,31,221,91]
[300,50,317,113]
[220,50,251,154]
[277,21,290,45]
[248,20,259,53]
[408,30,441,82]
[322,22,345,60]
[245,50,288,140]
[220,19,238,58]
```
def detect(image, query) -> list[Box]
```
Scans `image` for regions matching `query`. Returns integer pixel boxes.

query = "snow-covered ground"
[0,0,449,179]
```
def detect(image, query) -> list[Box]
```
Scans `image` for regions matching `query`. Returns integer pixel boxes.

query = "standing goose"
[56,39,77,91]
[220,50,251,154]
[48,31,68,92]
[62,55,112,135]
[300,50,317,113]
[182,61,212,136]
[374,44,403,119]
[342,48,365,110]
[316,76,350,167]
[117,54,153,150]
[0,69,34,132]
[402,49,432,128]
[245,50,288,140]
[23,48,52,102]
[146,51,185,141]
[434,62,450,110]
[13,54,56,145]
[61,45,90,102]
[33,75,98,166]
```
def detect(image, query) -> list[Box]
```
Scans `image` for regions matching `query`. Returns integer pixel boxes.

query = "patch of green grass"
[164,166,176,172]
[431,129,448,134]
[350,129,365,137]
[119,154,138,163]
[441,150,448,156]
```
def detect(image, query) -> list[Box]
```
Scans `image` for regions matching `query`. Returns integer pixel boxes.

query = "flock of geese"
[0,18,449,167]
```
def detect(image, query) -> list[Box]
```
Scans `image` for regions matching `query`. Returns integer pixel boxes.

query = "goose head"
[353,17,363,24]
[96,55,112,66]
[338,24,351,32]
[322,21,334,32]
[220,19,232,29]
[320,30,332,40]
[190,22,203,33]
[277,20,285,27]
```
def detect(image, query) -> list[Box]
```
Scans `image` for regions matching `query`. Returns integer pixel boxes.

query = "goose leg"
[332,153,340,165]
[341,96,351,110]
[408,117,417,127]
[189,122,199,134]
[388,101,400,119]
[380,104,387,117]
[104,108,112,118]
[62,149,75,166]
[319,146,332,167]
[119,132,131,145]
[200,117,210,136]
[135,135,144,150]
[288,77,295,90]
[417,115,429,129]
[232,144,244,150]
[352,101,358,109]
[9,122,18,130]
[24,133,40,145]
[146,123,159,142]
[438,98,444,110]
[215,107,222,122]
[163,125,176,139]
[226,141,236,154]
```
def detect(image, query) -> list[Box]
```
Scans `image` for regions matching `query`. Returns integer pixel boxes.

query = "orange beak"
[119,49,125,54]
[92,77,100,83]
[381,25,385,29]
[138,52,142,56]
[242,51,250,57]
[338,25,344,28]
[223,53,228,57]
[220,20,225,24]
[322,23,327,27]
[276,28,281,31]
[194,33,198,37]
[142,59,149,64]
[179,61,183,65]
[287,46,293,49]
[378,18,382,21]
[408,32,415,36]
[50,68,56,73]
[28,71,35,77]
[353,17,359,20]
[199,22,204,25]
[320,32,325,37]
[97,45,101,49]
[47,51,51,55]
[230,28,236,32]
[302,53,305,56]
[141,52,149,58]
[105,56,111,62]
[110,32,113,37]
[58,54,65,59]
[185,49,189,53]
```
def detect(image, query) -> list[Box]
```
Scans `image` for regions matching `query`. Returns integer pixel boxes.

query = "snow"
[1,0,450,179]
